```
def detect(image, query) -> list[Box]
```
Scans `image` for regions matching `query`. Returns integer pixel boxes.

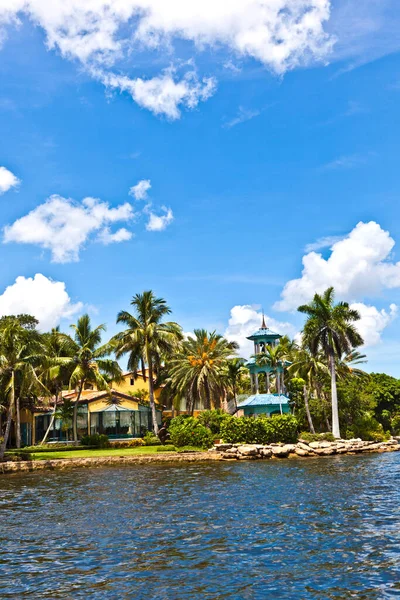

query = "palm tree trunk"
[73,382,83,442]
[41,389,59,445]
[0,370,15,460]
[329,352,340,438]
[204,378,211,410]
[304,386,315,434]
[266,372,270,393]
[16,396,21,449]
[146,351,159,435]
[233,382,237,411]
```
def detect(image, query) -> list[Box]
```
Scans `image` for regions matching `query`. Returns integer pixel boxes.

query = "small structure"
[236,394,290,417]
[240,315,291,416]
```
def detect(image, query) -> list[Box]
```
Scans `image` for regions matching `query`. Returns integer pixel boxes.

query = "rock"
[297,442,314,452]
[271,446,289,458]
[294,448,309,457]
[214,443,233,451]
[237,445,258,456]
[260,448,272,458]
[309,442,321,449]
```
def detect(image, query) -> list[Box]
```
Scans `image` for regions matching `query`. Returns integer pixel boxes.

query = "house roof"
[237,394,290,408]
[61,388,138,403]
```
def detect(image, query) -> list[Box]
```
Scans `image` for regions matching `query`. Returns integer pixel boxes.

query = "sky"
[1,0,400,374]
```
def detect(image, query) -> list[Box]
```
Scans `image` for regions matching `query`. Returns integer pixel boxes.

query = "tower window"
[130,378,134,386]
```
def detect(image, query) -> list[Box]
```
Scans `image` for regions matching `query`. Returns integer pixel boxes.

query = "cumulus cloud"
[3,195,134,262]
[224,304,297,358]
[275,221,400,312]
[352,302,398,347]
[0,274,82,330]
[0,1,334,116]
[129,179,151,200]
[97,227,133,245]
[304,235,344,253]
[146,207,174,231]
[0,166,20,194]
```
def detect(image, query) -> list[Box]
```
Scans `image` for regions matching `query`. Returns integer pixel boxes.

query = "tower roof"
[246,314,281,342]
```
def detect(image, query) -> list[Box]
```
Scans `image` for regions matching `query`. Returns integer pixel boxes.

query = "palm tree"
[66,314,122,442]
[298,287,363,438]
[0,317,44,459]
[225,357,246,411]
[337,350,369,381]
[288,348,329,434]
[254,345,285,393]
[112,291,183,435]
[169,329,238,412]
[39,328,76,445]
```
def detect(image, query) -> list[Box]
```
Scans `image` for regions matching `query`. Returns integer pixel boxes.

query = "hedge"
[220,414,298,444]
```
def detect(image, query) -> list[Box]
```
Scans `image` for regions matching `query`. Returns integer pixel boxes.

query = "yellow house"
[111,371,163,402]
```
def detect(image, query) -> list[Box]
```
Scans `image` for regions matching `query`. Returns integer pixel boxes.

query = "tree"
[254,345,285,393]
[288,348,328,433]
[112,291,182,435]
[39,328,76,445]
[224,358,246,411]
[0,317,44,459]
[298,287,363,438]
[66,314,122,442]
[169,330,238,413]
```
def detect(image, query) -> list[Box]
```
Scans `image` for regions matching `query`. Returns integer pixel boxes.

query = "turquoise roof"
[246,327,281,341]
[237,394,290,408]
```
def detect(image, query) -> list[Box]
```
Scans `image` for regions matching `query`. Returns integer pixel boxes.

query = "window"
[130,378,134,386]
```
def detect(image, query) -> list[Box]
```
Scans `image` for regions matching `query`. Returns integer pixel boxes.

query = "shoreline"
[1,439,400,474]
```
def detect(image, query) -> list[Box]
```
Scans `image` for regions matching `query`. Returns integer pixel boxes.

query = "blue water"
[0,453,400,599]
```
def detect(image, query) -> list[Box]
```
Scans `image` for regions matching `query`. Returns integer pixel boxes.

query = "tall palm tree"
[66,314,122,442]
[112,291,182,435]
[224,357,246,411]
[254,345,285,393]
[0,317,44,459]
[169,330,238,412]
[288,348,328,434]
[337,350,369,381]
[39,328,76,445]
[298,287,363,438]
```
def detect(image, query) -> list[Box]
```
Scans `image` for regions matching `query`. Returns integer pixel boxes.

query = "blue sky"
[1,1,400,374]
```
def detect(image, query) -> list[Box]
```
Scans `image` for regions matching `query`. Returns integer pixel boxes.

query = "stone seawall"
[213,438,400,459]
[1,439,399,475]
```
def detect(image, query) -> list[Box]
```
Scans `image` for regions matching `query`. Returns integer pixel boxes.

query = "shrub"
[156,445,176,452]
[391,413,400,435]
[220,414,298,444]
[81,434,110,448]
[197,409,229,435]
[169,416,214,449]
[143,431,161,446]
[299,432,336,443]
[109,438,144,448]
[345,412,389,441]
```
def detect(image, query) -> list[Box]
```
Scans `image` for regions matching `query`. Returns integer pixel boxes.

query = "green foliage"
[143,431,161,446]
[344,411,389,441]
[80,433,110,448]
[299,432,335,442]
[220,414,298,444]
[169,416,214,448]
[391,413,400,435]
[156,445,176,452]
[109,438,144,448]
[197,409,229,434]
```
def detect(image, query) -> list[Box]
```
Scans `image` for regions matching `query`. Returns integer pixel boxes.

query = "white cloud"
[320,153,371,171]
[100,69,216,119]
[3,194,134,262]
[146,207,173,231]
[224,304,297,358]
[0,166,20,194]
[224,106,260,129]
[304,234,345,253]
[275,221,400,312]
[0,1,334,116]
[129,179,151,200]
[97,227,133,245]
[0,273,82,330]
[351,302,397,347]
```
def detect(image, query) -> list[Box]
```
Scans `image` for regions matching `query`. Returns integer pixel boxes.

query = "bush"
[143,431,161,446]
[391,413,400,435]
[169,416,214,449]
[81,434,110,448]
[299,432,336,443]
[156,445,176,452]
[197,409,229,435]
[220,414,298,445]
[109,438,144,448]
[345,412,389,441]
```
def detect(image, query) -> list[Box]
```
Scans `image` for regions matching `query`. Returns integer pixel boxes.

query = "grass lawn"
[24,446,204,461]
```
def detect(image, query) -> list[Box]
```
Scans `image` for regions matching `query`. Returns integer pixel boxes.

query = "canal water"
[1,453,399,599]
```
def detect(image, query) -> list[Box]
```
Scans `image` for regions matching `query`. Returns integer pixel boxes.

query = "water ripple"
[0,453,400,598]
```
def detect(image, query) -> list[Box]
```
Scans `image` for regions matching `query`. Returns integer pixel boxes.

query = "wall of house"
[112,374,162,401]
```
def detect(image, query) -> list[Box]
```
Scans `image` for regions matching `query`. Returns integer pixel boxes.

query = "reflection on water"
[1,453,400,599]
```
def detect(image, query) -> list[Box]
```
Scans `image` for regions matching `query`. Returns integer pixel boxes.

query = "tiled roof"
[237,394,290,407]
